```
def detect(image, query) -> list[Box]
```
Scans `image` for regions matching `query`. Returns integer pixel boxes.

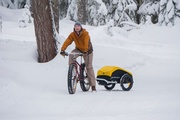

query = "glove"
[83,52,87,54]
[83,52,88,56]
[60,50,66,57]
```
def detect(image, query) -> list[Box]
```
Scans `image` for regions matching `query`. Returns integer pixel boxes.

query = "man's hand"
[83,52,87,55]
[60,50,66,57]
[83,52,88,56]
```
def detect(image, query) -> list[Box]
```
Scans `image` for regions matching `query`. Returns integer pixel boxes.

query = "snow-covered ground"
[0,6,180,120]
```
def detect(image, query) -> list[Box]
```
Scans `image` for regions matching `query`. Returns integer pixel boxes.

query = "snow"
[160,0,168,6]
[18,5,32,28]
[167,0,174,19]
[0,6,23,21]
[112,0,118,5]
[1,6,180,120]
[66,0,77,21]
[138,2,159,15]
[175,0,180,9]
[97,0,107,15]
[117,4,137,26]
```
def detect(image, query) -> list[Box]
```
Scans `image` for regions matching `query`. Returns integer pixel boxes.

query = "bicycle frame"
[66,52,90,94]
[69,53,85,82]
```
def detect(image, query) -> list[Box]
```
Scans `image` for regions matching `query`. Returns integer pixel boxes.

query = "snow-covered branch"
[117,4,137,26]
[120,21,140,29]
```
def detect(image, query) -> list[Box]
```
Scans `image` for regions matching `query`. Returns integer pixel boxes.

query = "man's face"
[74,25,81,32]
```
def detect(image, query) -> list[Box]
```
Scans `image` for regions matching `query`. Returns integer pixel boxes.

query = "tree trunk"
[77,0,87,24]
[31,0,58,63]
[136,0,143,24]
[59,0,69,20]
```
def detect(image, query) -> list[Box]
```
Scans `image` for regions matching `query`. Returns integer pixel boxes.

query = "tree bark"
[31,0,57,63]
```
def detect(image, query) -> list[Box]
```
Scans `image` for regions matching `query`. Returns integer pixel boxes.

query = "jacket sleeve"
[61,33,73,51]
[84,31,90,52]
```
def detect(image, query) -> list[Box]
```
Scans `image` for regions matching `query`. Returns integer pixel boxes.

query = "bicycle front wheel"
[67,64,78,94]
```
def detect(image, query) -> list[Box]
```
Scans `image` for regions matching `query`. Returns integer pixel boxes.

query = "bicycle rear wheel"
[80,64,90,91]
[68,64,78,94]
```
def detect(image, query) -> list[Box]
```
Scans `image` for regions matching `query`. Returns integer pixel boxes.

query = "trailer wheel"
[104,83,116,90]
[120,73,133,91]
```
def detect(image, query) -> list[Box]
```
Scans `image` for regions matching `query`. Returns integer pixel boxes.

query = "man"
[60,21,96,91]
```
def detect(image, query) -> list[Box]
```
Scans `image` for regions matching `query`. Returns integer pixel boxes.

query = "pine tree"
[31,0,60,63]
[159,0,175,26]
[87,0,107,26]
[174,0,180,19]
[77,0,87,24]
[138,0,159,24]
[0,0,27,9]
[0,0,16,8]
[66,0,78,21]
[18,5,32,28]
[103,0,119,24]
[13,0,26,8]
[87,0,99,25]
[136,0,143,24]
[174,0,180,25]
[114,0,137,27]
[59,0,69,19]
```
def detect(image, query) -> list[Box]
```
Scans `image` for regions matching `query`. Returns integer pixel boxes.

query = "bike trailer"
[96,66,133,91]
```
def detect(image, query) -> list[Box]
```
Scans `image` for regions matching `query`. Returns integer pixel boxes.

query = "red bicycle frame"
[69,53,85,82]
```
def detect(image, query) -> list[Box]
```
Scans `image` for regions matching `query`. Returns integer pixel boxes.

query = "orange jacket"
[61,29,93,53]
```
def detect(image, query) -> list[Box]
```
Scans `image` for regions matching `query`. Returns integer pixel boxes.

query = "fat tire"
[67,64,77,94]
[80,78,90,91]
[80,67,90,92]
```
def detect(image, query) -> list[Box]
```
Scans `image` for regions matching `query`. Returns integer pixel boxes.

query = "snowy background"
[1,6,180,120]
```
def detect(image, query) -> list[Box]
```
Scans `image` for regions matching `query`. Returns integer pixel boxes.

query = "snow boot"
[91,86,97,92]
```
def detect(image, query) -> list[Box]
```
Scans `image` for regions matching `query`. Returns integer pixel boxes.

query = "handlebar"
[64,52,84,56]
[63,52,87,64]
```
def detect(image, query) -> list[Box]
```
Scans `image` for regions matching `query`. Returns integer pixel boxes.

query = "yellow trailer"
[96,66,133,91]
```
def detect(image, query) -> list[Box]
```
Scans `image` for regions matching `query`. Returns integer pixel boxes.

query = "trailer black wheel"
[104,83,116,90]
[120,73,133,91]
